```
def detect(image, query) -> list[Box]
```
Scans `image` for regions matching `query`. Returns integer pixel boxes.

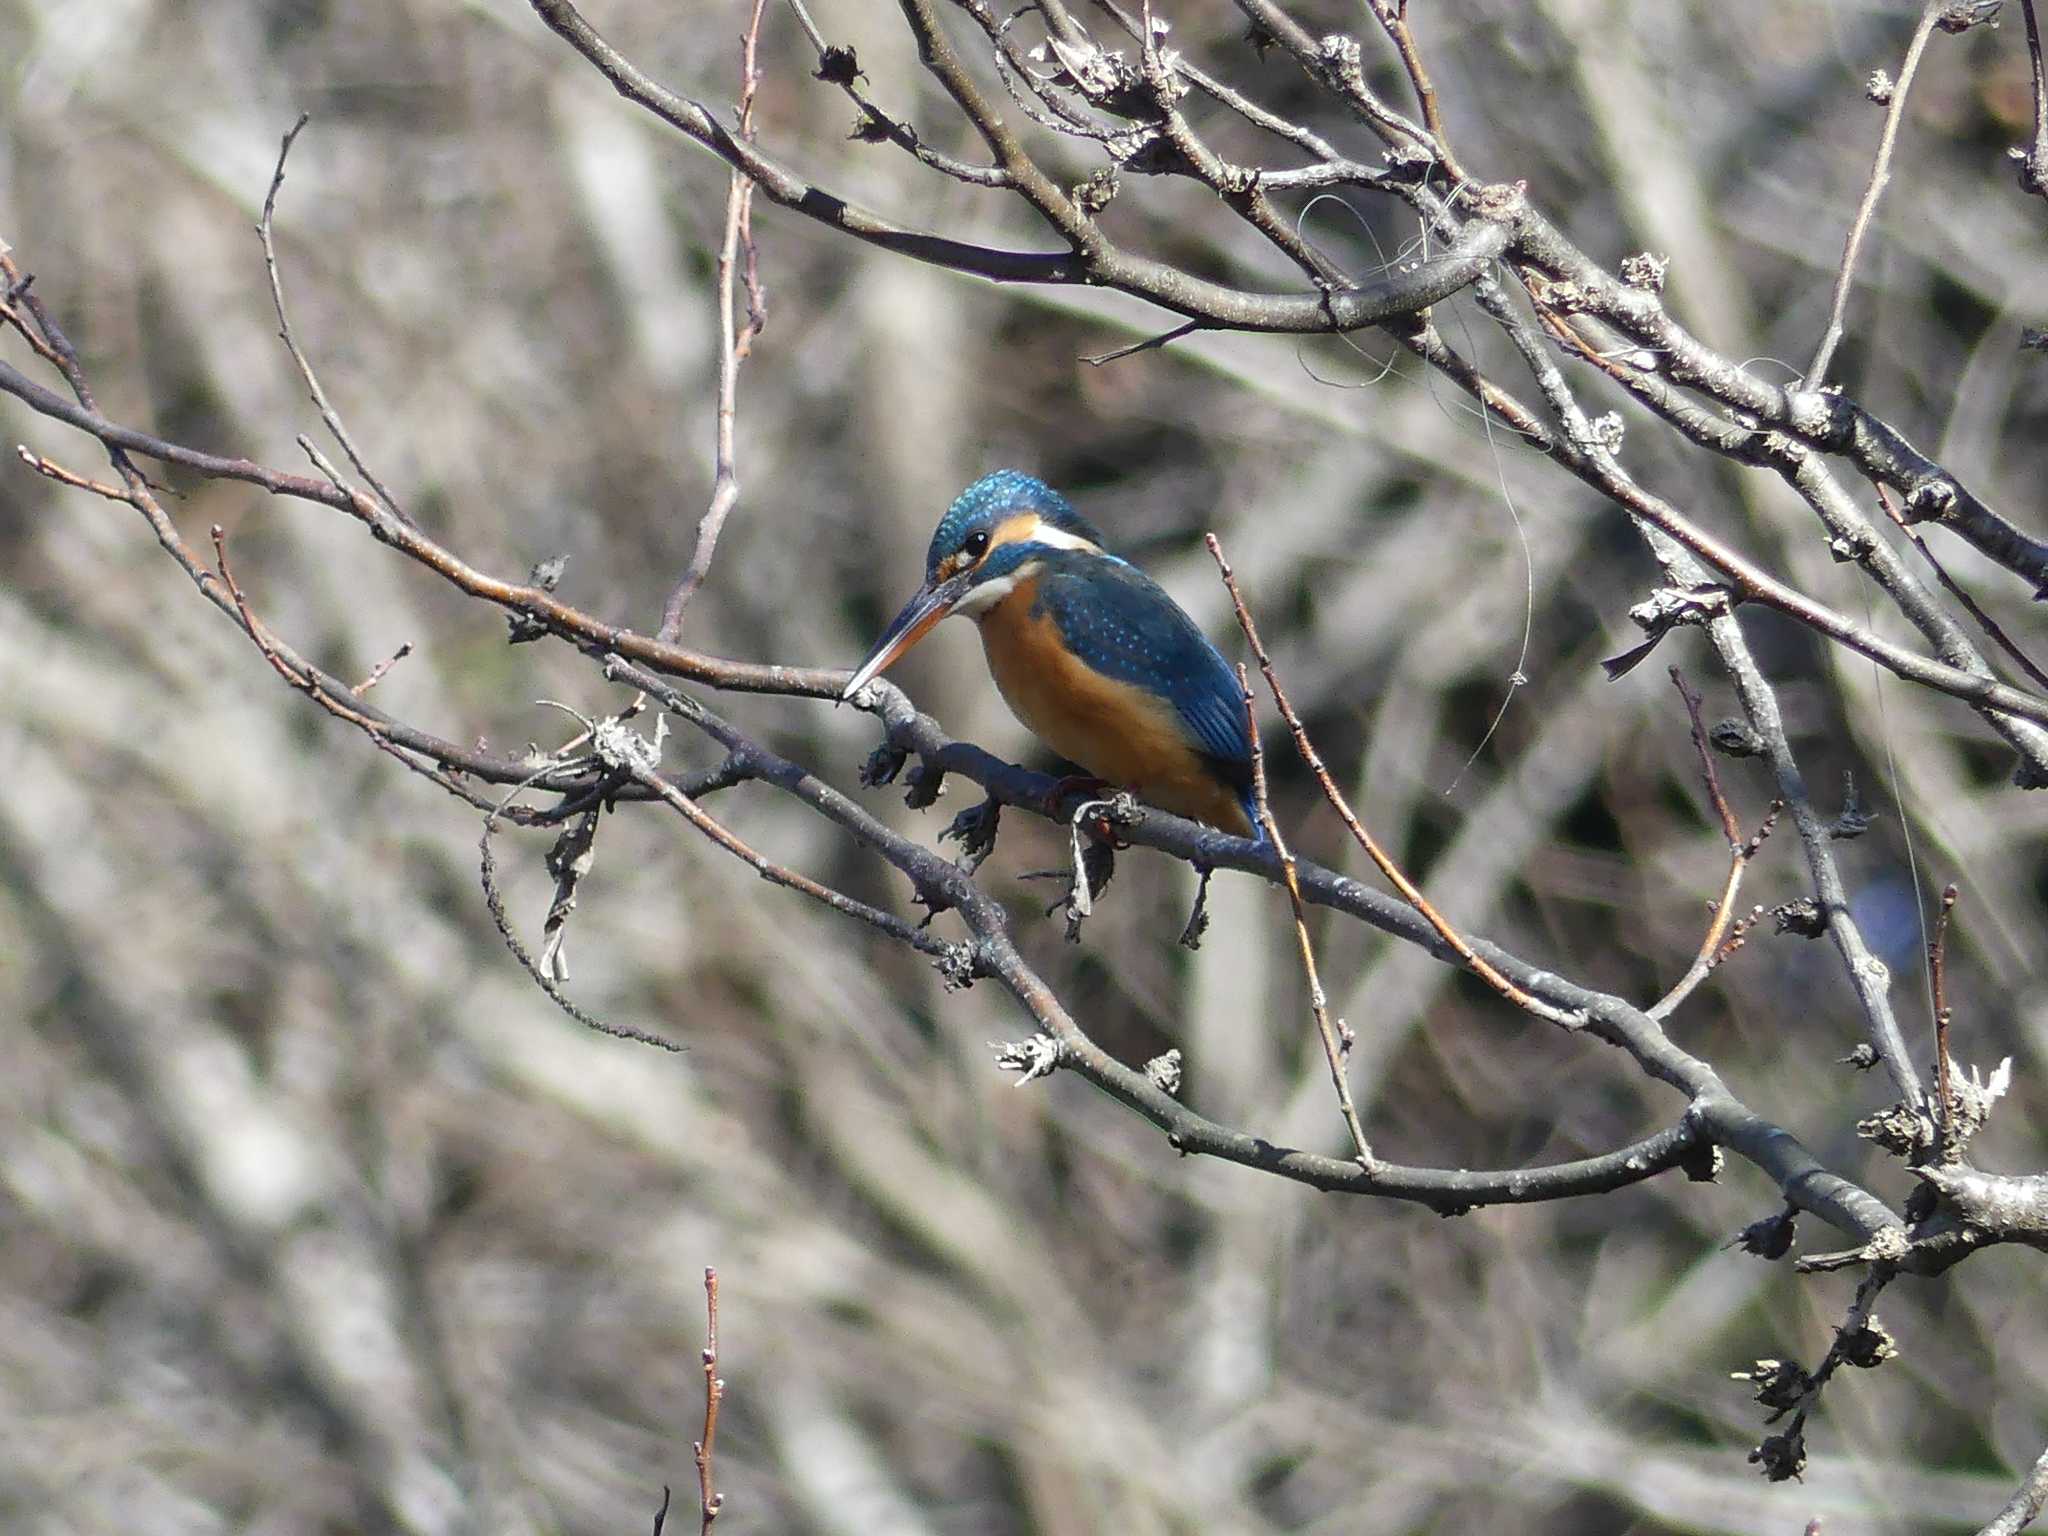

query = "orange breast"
[976,576,1251,835]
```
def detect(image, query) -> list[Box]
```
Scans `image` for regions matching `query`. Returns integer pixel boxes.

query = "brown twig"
[16,445,133,502]
[694,1267,725,1534]
[1877,485,2048,695]
[1649,673,1782,1020]
[1931,883,1960,1140]
[1379,0,1469,185]
[1207,535,1575,1028]
[623,754,957,960]
[1668,666,1741,846]
[659,0,770,640]
[352,642,414,696]
[1236,663,1374,1167]
[0,288,65,368]
[19,429,604,810]
[1804,0,1947,385]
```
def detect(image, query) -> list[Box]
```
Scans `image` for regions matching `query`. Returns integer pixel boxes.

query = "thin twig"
[16,445,133,502]
[1379,0,1468,185]
[785,0,1011,186]
[621,753,957,959]
[1649,805,1779,1023]
[1536,299,2048,778]
[694,1267,725,1534]
[1739,1264,1898,1483]
[659,0,770,640]
[1649,673,1782,1020]
[1931,883,1960,1140]
[1089,0,1359,166]
[1669,666,1741,845]
[207,523,511,810]
[259,114,414,526]
[1233,0,1436,161]
[18,430,598,811]
[1877,485,2048,695]
[528,0,1509,334]
[1804,0,1947,385]
[1479,276,1932,1103]
[0,289,65,367]
[1237,663,1374,1167]
[352,642,414,696]
[1081,320,1202,366]
[1207,535,1575,1027]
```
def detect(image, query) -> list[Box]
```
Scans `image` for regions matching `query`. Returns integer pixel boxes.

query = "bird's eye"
[963,530,991,560]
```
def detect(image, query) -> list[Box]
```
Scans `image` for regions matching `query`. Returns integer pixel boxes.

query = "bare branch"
[1805,0,1947,385]
[659,0,770,639]
[526,0,1510,333]
[1975,1438,2048,1536]
[1931,883,1960,1139]
[1650,669,1781,1022]
[2019,0,2048,202]
[1209,532,1573,1026]
[259,113,413,526]
[1467,272,1931,1107]
[694,1268,725,1534]
[1877,485,2048,698]
[1236,660,1374,1166]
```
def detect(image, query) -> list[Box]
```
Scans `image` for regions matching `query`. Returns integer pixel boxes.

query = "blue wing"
[1032,552,1255,798]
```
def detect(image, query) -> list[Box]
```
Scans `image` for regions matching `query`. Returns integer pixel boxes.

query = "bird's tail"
[1238,789,1271,847]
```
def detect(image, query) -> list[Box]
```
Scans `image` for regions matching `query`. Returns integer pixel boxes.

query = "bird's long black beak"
[841,568,976,701]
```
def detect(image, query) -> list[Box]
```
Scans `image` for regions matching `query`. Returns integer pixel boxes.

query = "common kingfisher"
[842,471,1260,839]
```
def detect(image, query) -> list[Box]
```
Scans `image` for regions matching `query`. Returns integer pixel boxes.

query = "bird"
[842,471,1260,840]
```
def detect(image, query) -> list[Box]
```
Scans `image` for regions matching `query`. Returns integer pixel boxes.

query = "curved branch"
[601,657,1803,1223]
[1538,309,2048,779]
[526,0,1509,332]
[1505,203,2048,596]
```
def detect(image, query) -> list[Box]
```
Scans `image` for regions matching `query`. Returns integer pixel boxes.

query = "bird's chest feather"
[975,577,1194,789]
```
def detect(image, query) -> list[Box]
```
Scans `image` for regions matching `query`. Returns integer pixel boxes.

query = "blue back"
[1029,549,1255,803]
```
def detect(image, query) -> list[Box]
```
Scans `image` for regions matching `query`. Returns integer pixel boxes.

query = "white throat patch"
[954,559,1041,617]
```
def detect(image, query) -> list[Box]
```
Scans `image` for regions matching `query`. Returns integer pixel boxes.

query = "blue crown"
[926,471,1105,573]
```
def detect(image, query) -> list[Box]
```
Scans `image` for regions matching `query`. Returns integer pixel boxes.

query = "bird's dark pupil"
[966,533,989,557]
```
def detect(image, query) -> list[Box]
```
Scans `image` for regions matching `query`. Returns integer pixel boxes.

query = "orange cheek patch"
[988,514,1042,555]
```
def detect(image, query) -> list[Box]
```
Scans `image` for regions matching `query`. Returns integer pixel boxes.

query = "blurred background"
[4,0,2048,1530]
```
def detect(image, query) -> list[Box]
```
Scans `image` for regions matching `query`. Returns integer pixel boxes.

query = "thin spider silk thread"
[1290,193,1536,794]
